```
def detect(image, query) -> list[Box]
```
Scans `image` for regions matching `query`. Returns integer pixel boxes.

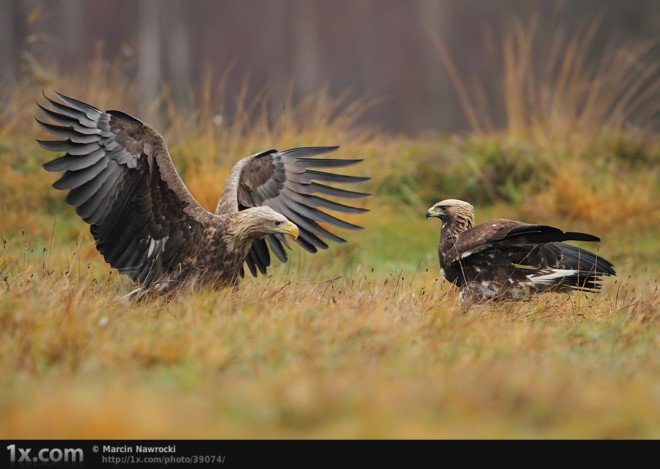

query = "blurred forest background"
[1,0,658,133]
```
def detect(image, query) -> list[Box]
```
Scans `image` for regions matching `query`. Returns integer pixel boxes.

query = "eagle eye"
[274,220,282,226]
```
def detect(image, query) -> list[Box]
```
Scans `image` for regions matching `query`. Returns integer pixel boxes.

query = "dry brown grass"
[432,19,660,147]
[520,161,659,232]
[1,195,658,438]
[0,237,658,438]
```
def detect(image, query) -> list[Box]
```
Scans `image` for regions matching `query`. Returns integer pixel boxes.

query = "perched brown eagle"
[425,199,615,302]
[37,92,369,295]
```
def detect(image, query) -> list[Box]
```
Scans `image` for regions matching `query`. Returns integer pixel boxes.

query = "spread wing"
[38,92,210,287]
[217,146,370,276]
[447,221,614,291]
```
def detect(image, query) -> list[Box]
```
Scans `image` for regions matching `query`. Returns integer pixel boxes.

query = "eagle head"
[425,199,474,226]
[232,206,300,240]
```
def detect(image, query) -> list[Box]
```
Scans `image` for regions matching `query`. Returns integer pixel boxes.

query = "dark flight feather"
[217,145,370,276]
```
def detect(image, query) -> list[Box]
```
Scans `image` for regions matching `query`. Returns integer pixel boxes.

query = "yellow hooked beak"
[425,205,442,219]
[276,220,300,239]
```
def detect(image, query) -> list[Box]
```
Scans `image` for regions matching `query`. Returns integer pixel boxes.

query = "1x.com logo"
[7,444,84,464]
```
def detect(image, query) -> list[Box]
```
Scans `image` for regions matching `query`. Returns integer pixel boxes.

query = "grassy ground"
[1,50,659,437]
[0,207,657,438]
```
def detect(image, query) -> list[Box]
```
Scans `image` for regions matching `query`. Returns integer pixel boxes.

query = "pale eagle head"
[231,206,300,240]
[426,199,474,219]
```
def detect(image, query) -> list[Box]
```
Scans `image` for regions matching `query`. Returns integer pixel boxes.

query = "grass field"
[0,43,659,438]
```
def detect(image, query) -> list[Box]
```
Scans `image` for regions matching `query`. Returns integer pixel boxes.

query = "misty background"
[1,0,658,133]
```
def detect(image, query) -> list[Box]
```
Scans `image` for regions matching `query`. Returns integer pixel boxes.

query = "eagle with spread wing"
[425,199,615,302]
[38,92,369,294]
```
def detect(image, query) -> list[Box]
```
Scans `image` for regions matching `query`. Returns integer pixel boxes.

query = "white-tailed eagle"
[425,199,615,302]
[37,92,369,294]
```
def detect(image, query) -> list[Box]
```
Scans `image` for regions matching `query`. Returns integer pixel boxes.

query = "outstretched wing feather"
[219,146,369,276]
[39,93,209,287]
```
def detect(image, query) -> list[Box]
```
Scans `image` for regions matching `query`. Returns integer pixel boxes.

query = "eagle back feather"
[439,217,615,300]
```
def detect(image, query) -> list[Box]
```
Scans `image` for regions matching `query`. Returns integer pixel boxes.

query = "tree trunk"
[138,0,161,117]
[165,0,191,110]
[0,0,16,84]
[293,0,320,97]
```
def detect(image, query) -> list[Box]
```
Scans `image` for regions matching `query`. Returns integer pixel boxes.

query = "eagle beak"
[277,220,300,239]
[425,206,440,219]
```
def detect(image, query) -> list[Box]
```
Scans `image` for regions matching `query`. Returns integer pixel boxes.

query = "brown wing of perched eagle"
[425,199,615,302]
[37,92,369,295]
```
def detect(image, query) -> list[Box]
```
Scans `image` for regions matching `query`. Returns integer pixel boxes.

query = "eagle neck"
[216,159,250,215]
[224,212,265,255]
[441,214,473,241]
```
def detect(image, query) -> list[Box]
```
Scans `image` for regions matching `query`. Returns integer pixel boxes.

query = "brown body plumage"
[38,93,369,295]
[426,199,615,302]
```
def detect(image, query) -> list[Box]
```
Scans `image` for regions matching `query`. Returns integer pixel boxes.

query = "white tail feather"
[527,269,577,285]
